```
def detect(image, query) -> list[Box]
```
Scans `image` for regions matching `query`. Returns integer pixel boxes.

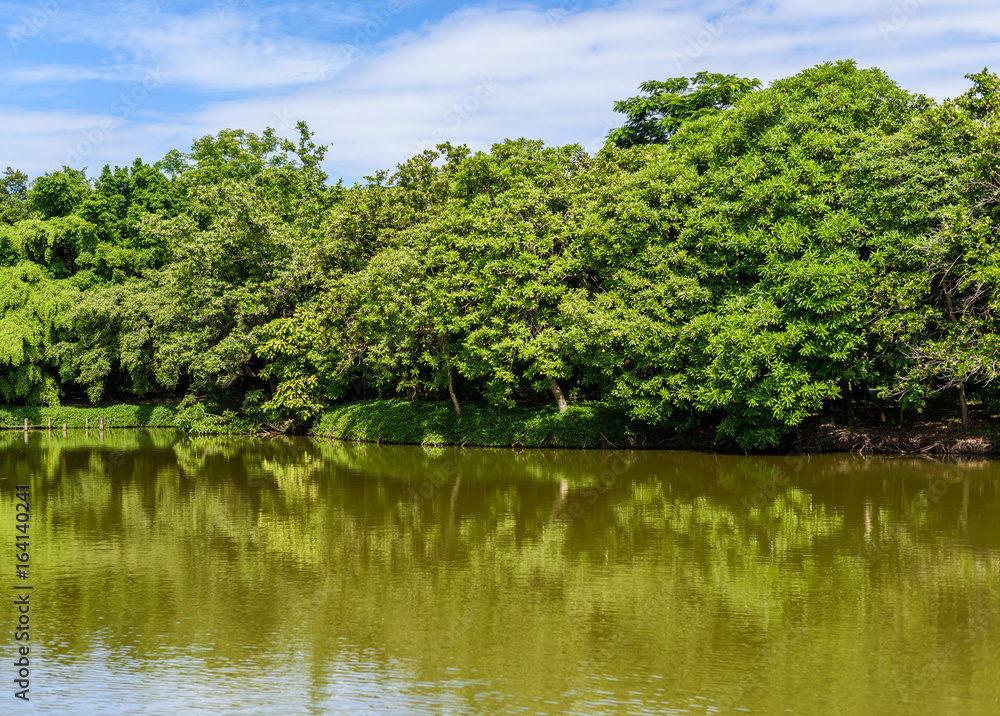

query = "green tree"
[441,139,596,412]
[880,69,1000,430]
[608,72,760,148]
[662,60,923,448]
[0,262,76,405]
[75,159,178,279]
[143,122,339,394]
[1,168,30,225]
[28,167,91,218]
[318,145,474,413]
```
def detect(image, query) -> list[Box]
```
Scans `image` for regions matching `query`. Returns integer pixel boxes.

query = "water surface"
[1,430,997,714]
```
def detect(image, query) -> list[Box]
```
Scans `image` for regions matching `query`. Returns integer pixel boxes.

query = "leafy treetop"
[607,71,761,148]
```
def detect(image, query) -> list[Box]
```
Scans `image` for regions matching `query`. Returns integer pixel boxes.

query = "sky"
[2,0,998,185]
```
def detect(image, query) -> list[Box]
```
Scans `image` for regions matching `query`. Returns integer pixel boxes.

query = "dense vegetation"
[2,60,999,449]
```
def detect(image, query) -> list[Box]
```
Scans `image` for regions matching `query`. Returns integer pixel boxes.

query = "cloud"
[24,2,354,91]
[1,0,997,183]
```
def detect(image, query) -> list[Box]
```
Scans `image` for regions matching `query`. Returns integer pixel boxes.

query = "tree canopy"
[2,61,999,449]
[607,71,761,148]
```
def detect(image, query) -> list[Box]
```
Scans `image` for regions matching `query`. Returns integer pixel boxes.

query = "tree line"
[1,60,998,448]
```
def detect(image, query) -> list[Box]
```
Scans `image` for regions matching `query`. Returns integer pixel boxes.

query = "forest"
[1,59,999,450]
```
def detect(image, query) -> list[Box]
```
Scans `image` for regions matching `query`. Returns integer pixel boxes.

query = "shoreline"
[3,400,996,456]
[0,404,178,430]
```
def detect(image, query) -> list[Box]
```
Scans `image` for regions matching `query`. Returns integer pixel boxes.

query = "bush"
[0,403,178,428]
[313,399,656,448]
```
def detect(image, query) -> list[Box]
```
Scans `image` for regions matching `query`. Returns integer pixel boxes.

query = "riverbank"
[3,399,997,456]
[0,404,178,429]
[311,400,663,448]
[781,415,997,456]
[313,400,1000,455]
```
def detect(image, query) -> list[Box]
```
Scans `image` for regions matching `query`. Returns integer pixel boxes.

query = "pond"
[1,430,998,714]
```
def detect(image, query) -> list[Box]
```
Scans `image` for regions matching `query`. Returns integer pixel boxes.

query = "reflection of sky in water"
[37,648,487,715]
[0,435,997,715]
[30,654,741,715]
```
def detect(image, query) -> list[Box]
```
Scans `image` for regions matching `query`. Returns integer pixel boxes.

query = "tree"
[664,60,924,448]
[74,159,178,279]
[144,122,337,394]
[441,139,596,412]
[882,69,1000,430]
[28,167,91,218]
[607,72,760,148]
[319,145,482,414]
[567,143,709,430]
[50,122,341,404]
[1,168,30,225]
[0,262,76,405]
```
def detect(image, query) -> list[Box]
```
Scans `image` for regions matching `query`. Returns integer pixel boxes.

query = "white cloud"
[1,0,997,183]
[48,4,353,91]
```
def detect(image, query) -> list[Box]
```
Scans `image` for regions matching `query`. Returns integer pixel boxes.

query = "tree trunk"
[549,378,568,414]
[439,337,461,416]
[447,368,461,416]
[958,382,969,432]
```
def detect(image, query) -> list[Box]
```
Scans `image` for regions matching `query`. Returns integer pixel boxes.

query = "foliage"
[255,312,346,426]
[3,64,1000,449]
[173,394,258,434]
[608,72,760,148]
[0,402,177,427]
[0,262,75,405]
[0,167,30,225]
[313,399,651,448]
[29,166,91,218]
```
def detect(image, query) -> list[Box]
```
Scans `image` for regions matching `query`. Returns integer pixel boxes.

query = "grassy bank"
[312,399,661,448]
[0,404,179,429]
[6,398,997,456]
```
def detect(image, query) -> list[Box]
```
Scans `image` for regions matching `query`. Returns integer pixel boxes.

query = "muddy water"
[1,430,997,714]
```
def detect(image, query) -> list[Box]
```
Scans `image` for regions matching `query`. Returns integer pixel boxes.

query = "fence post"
[24,418,28,431]
[62,423,67,436]
[99,417,104,431]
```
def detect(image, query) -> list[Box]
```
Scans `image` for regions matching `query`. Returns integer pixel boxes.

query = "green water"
[1,430,998,714]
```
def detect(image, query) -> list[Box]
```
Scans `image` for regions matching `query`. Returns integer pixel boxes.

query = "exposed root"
[787,417,997,456]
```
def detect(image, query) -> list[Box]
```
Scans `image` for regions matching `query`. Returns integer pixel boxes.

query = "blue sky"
[2,0,998,184]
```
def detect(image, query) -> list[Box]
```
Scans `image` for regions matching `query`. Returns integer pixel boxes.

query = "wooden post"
[99,416,104,431]
[85,417,89,430]
[62,423,67,436]
[47,417,51,430]
[24,418,28,431]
